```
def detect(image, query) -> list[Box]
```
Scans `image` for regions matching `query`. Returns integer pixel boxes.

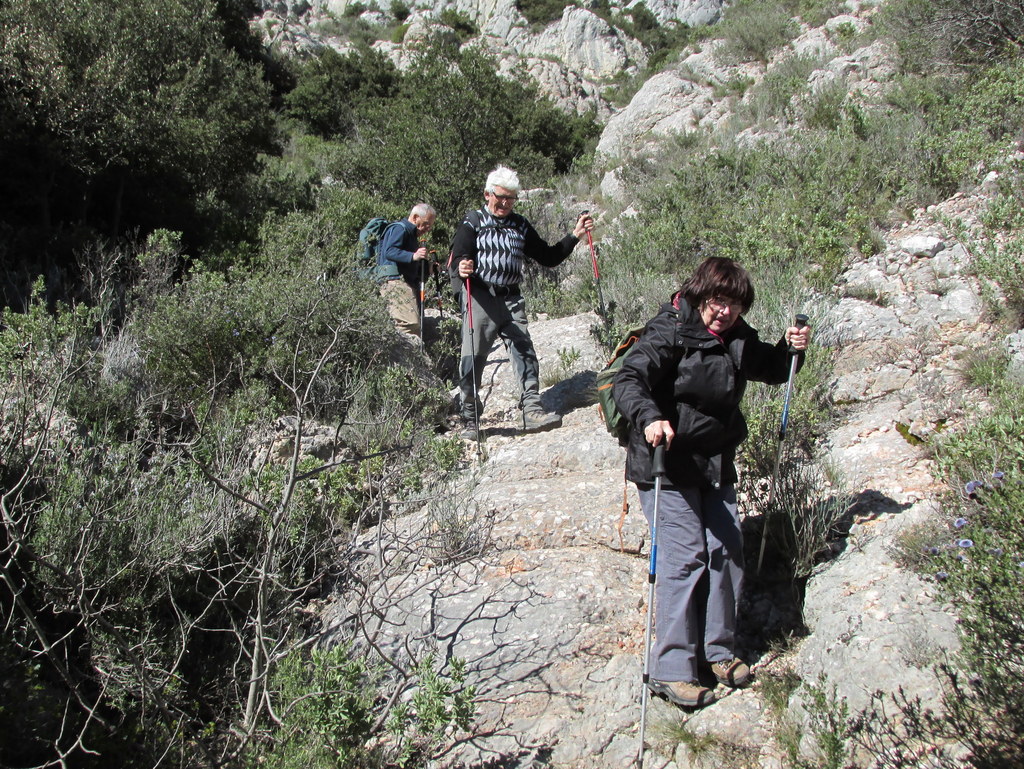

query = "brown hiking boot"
[521,407,561,433]
[711,658,751,688]
[648,679,716,708]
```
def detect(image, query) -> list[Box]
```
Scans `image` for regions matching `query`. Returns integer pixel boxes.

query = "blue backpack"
[357,217,400,282]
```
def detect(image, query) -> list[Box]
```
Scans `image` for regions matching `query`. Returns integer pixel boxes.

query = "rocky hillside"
[249,0,1019,765]
[314,179,1004,769]
[257,0,724,118]
[327,179,1015,765]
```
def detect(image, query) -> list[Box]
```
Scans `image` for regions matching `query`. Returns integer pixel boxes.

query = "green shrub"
[713,0,800,64]
[881,0,1024,68]
[391,0,410,22]
[515,0,569,27]
[285,46,400,139]
[975,234,1024,325]
[137,211,394,422]
[887,378,1024,767]
[438,9,478,40]
[739,53,826,124]
[257,647,475,769]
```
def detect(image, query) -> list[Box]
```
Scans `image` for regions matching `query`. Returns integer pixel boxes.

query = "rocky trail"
[323,189,1002,768]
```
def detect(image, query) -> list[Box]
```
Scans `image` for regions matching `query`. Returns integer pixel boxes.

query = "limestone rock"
[596,70,717,158]
[528,7,647,80]
[638,0,725,27]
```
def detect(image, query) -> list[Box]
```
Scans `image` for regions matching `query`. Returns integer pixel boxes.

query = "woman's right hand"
[644,419,674,448]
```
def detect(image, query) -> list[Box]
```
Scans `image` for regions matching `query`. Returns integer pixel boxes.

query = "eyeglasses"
[704,296,742,313]
[489,193,518,204]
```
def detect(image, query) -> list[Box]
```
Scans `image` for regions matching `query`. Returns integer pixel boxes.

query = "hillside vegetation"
[1,0,1024,766]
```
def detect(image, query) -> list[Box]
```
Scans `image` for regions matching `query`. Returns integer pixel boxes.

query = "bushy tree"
[329,40,599,230]
[0,0,275,292]
[882,0,1024,68]
[284,45,400,139]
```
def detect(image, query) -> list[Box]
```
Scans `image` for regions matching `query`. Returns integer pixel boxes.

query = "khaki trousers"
[380,278,420,338]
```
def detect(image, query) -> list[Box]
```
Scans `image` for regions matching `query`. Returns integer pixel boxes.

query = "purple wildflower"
[958,539,974,548]
[964,480,983,495]
[924,545,940,556]
[954,517,968,529]
[936,571,949,581]
[988,547,1004,556]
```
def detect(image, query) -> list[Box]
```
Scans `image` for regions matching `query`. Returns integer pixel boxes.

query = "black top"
[449,209,578,291]
[612,293,802,489]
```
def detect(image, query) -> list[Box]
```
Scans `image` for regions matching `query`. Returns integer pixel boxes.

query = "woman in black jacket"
[612,256,811,708]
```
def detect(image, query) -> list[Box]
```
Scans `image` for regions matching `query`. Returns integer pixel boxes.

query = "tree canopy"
[0,0,275,285]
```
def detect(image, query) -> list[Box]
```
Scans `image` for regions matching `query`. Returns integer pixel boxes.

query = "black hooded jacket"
[612,293,803,489]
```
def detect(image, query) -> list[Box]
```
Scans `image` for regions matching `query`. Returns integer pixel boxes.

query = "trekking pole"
[465,277,483,457]
[756,314,809,575]
[418,257,426,345]
[429,250,443,317]
[581,210,606,320]
[638,443,666,766]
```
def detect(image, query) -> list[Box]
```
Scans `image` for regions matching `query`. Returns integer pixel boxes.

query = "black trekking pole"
[418,259,426,346]
[638,442,666,766]
[756,314,809,575]
[581,210,606,321]
[465,277,483,457]
[429,250,444,318]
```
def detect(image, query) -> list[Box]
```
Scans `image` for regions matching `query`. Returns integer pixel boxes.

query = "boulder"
[636,0,725,27]
[596,70,717,158]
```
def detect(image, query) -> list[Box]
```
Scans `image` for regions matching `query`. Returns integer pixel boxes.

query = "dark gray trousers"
[639,483,743,683]
[458,286,541,419]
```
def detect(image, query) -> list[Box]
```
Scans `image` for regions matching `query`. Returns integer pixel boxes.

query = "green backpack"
[595,325,646,446]
[357,217,400,282]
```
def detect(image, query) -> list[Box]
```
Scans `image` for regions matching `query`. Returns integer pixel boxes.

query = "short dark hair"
[681,256,755,311]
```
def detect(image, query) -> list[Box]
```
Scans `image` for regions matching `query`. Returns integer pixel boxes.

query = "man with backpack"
[378,203,436,339]
[449,166,593,439]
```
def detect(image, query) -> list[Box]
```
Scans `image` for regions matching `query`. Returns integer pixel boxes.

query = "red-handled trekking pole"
[581,210,606,320]
[465,277,482,456]
[419,259,426,345]
[638,443,666,766]
[756,314,809,575]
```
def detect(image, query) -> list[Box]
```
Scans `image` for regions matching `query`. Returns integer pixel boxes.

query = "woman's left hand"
[786,324,811,351]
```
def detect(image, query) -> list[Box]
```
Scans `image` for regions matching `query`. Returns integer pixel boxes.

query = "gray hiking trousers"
[639,483,743,683]
[458,285,541,419]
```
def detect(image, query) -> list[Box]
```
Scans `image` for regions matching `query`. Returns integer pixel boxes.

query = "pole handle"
[789,314,809,353]
[652,443,666,477]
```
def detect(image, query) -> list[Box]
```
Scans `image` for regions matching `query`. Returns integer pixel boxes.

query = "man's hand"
[573,212,595,239]
[413,246,429,261]
[457,258,475,279]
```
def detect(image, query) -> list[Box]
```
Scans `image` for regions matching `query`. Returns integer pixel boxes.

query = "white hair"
[410,202,435,218]
[484,165,521,194]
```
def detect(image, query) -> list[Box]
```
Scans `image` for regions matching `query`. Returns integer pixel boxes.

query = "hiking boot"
[521,407,562,433]
[648,679,716,708]
[458,418,479,441]
[710,658,751,688]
